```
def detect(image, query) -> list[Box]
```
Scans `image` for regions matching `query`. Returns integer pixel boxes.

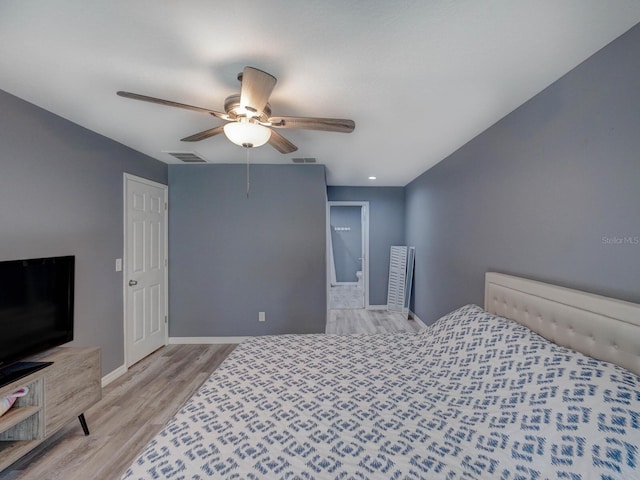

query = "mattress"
[121,305,640,479]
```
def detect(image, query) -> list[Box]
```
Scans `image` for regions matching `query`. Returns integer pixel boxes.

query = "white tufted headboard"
[485,272,640,377]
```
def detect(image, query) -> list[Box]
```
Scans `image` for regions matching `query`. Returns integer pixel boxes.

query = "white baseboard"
[366,305,388,310]
[409,310,428,329]
[101,364,127,388]
[168,336,251,345]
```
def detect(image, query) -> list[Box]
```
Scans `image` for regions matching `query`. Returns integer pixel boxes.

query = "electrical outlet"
[258,311,266,322]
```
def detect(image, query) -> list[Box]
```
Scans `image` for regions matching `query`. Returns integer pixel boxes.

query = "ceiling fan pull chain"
[246,147,251,198]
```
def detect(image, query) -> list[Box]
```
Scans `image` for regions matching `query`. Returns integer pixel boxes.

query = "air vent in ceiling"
[292,157,317,164]
[165,151,207,163]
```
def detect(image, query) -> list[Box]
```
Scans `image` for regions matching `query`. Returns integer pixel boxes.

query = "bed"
[121,273,640,479]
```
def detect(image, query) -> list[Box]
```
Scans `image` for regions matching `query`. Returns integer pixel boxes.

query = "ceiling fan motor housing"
[224,94,271,121]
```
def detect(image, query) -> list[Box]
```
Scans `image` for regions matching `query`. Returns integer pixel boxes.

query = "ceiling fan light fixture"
[118,66,354,155]
[223,117,271,148]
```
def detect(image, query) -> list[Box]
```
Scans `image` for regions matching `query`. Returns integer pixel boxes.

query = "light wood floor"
[0,312,422,479]
[0,344,236,480]
[326,308,426,334]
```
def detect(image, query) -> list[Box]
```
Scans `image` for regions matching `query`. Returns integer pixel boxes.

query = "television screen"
[0,256,74,368]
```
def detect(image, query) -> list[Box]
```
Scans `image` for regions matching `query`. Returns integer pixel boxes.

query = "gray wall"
[330,206,362,282]
[327,187,405,305]
[0,89,168,375]
[405,24,640,324]
[169,164,327,336]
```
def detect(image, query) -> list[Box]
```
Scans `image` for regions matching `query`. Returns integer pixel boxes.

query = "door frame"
[122,173,169,369]
[326,201,370,310]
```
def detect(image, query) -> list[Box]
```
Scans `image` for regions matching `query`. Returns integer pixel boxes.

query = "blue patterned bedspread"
[122,305,640,479]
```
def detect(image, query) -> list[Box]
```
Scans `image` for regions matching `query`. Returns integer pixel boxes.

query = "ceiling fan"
[117,66,355,154]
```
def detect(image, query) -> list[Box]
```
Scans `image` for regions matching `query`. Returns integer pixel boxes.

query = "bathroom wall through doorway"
[327,201,369,310]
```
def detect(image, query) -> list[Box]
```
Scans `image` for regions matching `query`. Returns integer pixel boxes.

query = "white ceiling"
[1,1,639,186]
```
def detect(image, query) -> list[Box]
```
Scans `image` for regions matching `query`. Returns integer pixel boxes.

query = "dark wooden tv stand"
[0,347,101,471]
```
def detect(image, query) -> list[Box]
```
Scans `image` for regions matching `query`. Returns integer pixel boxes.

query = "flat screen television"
[0,256,75,374]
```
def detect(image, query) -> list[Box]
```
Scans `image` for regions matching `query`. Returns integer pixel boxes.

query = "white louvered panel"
[387,246,407,312]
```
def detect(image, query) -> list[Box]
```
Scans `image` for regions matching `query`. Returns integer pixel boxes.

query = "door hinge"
[165,202,168,211]
[165,259,168,267]
[165,315,168,324]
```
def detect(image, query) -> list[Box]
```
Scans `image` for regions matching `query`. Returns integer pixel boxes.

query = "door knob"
[128,280,138,286]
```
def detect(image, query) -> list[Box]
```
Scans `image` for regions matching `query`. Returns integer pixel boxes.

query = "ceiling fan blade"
[180,125,225,142]
[268,129,298,154]
[117,91,229,120]
[240,67,276,115]
[268,116,355,133]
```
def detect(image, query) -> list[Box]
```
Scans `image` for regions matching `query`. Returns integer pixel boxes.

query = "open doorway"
[327,201,369,310]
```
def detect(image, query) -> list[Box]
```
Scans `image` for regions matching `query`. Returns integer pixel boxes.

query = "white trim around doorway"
[326,201,370,313]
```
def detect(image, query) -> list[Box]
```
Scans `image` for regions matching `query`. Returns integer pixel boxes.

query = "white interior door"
[124,174,168,367]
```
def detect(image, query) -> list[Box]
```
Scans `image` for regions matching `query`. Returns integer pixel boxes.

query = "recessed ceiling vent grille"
[166,151,207,163]
[292,157,317,164]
